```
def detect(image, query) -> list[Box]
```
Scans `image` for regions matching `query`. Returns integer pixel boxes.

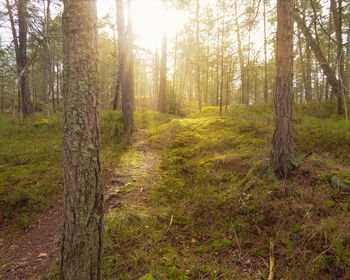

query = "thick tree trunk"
[270,0,295,178]
[60,1,103,279]
[158,33,167,113]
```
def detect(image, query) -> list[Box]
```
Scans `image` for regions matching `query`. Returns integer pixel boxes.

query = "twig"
[268,238,274,280]
[164,215,174,236]
[231,222,242,258]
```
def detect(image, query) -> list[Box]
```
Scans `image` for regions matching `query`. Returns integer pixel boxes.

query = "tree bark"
[270,0,295,178]
[60,1,103,279]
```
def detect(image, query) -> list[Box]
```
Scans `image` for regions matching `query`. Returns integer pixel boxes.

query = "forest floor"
[1,104,350,279]
[0,126,162,280]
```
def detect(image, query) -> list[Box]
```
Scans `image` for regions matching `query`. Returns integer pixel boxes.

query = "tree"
[60,0,103,279]
[158,32,167,113]
[116,0,134,133]
[270,0,295,178]
[6,0,33,118]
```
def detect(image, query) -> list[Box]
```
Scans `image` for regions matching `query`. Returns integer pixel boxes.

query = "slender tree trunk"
[220,17,224,114]
[155,49,159,106]
[234,1,246,105]
[7,0,33,116]
[31,63,36,112]
[305,42,313,102]
[45,0,56,113]
[297,29,306,104]
[60,0,103,279]
[1,74,4,115]
[172,33,178,114]
[56,60,60,108]
[196,0,202,112]
[116,0,134,132]
[333,0,345,115]
[263,0,268,103]
[295,11,343,114]
[127,0,135,112]
[158,33,167,113]
[216,25,220,106]
[270,0,295,178]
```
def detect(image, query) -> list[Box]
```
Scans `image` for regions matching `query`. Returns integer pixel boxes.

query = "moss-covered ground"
[104,103,350,279]
[1,102,350,279]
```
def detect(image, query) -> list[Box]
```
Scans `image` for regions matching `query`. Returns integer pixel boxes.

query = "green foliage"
[33,119,48,127]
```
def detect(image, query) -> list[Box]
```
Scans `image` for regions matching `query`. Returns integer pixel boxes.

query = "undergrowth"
[104,102,350,279]
[0,110,172,230]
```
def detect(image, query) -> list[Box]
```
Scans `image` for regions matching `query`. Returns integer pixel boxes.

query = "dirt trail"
[0,129,161,280]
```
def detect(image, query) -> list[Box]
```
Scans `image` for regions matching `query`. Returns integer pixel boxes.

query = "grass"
[0,109,173,229]
[103,102,350,279]
[1,102,350,279]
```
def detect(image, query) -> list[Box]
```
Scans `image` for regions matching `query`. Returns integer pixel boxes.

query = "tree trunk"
[45,0,56,113]
[270,0,295,178]
[1,74,4,114]
[60,0,103,279]
[196,0,202,112]
[6,0,33,116]
[295,10,343,114]
[127,0,135,112]
[332,0,345,115]
[234,1,246,105]
[116,0,134,132]
[263,0,268,103]
[158,33,167,113]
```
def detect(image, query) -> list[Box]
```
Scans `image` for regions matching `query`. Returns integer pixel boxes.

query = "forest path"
[0,129,162,280]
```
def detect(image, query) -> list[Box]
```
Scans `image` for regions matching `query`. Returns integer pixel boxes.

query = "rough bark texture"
[270,0,295,178]
[158,33,167,113]
[60,0,103,279]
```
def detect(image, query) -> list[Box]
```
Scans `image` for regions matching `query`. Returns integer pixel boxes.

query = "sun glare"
[97,0,186,50]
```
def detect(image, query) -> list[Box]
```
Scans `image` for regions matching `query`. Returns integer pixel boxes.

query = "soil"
[0,129,161,280]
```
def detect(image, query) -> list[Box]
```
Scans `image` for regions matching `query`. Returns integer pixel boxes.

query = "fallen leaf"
[38,253,48,258]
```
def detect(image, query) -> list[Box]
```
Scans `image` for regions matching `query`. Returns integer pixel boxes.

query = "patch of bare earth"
[0,129,161,280]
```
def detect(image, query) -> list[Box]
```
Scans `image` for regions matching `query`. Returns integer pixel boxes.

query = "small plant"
[33,119,48,127]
